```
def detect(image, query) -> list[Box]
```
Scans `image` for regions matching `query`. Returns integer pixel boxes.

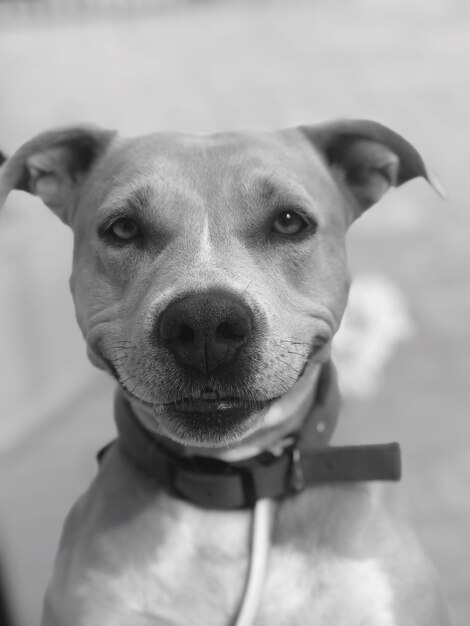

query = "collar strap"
[105,363,401,509]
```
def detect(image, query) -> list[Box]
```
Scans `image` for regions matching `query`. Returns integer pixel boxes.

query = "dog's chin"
[155,399,271,448]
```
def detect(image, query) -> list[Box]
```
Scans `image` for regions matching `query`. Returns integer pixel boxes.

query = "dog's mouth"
[101,353,272,441]
[155,396,272,446]
[157,396,269,413]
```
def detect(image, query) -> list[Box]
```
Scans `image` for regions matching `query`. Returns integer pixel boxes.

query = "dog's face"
[71,131,351,444]
[0,121,437,446]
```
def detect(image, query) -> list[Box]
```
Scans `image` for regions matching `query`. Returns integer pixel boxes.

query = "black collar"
[101,363,401,510]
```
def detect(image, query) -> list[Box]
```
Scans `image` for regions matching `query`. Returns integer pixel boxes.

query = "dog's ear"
[299,119,444,218]
[0,125,116,225]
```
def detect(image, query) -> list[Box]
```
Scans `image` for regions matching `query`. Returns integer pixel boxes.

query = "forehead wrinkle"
[100,175,165,209]
[243,173,315,210]
[99,173,206,221]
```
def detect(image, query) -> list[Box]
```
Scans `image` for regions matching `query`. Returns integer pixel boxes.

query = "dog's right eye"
[106,218,141,242]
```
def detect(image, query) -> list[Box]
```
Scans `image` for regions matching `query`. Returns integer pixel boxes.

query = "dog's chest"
[86,521,394,626]
[259,547,395,625]
[57,486,396,626]
[67,497,253,625]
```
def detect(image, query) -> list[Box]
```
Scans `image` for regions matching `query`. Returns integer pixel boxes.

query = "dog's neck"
[113,362,401,510]
[124,359,333,463]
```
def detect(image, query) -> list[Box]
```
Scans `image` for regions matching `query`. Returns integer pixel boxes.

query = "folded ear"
[0,125,116,224]
[299,119,444,218]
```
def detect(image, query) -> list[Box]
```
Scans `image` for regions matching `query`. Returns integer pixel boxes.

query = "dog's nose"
[157,289,254,374]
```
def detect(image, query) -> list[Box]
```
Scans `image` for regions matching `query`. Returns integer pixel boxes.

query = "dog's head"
[0,121,439,446]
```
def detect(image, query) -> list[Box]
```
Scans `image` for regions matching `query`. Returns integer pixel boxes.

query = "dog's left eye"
[108,218,140,241]
[272,210,309,236]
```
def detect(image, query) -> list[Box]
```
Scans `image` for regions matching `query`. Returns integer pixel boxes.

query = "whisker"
[139,371,158,403]
[130,381,140,395]
[286,350,309,358]
[242,279,255,296]
[119,375,135,386]
[280,339,312,347]
[278,358,301,374]
[271,371,292,393]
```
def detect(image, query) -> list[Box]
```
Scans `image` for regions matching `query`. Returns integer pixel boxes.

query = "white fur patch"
[198,215,212,263]
[79,506,250,625]
[260,549,396,625]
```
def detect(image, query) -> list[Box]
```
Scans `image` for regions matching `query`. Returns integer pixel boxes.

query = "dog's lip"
[157,397,270,412]
[101,342,322,410]
[102,352,276,410]
[101,356,155,406]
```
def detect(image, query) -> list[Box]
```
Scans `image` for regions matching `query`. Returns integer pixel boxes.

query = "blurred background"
[0,0,468,624]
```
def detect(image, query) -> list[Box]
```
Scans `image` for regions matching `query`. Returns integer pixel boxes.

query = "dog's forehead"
[80,129,339,228]
[96,129,328,194]
[125,129,301,166]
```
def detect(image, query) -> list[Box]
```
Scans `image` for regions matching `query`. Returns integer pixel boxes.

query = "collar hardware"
[289,446,305,493]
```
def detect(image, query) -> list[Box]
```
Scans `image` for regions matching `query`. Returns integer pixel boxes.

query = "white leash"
[233,498,275,626]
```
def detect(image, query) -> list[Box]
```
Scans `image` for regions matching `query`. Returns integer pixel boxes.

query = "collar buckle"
[289,445,305,493]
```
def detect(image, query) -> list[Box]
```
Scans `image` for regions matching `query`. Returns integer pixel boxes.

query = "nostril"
[159,315,195,344]
[179,324,195,343]
[216,320,249,342]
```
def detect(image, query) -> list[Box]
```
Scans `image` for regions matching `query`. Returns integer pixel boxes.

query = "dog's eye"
[108,218,140,241]
[272,210,309,236]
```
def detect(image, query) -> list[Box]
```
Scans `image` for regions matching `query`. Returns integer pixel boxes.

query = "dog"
[0,120,451,626]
